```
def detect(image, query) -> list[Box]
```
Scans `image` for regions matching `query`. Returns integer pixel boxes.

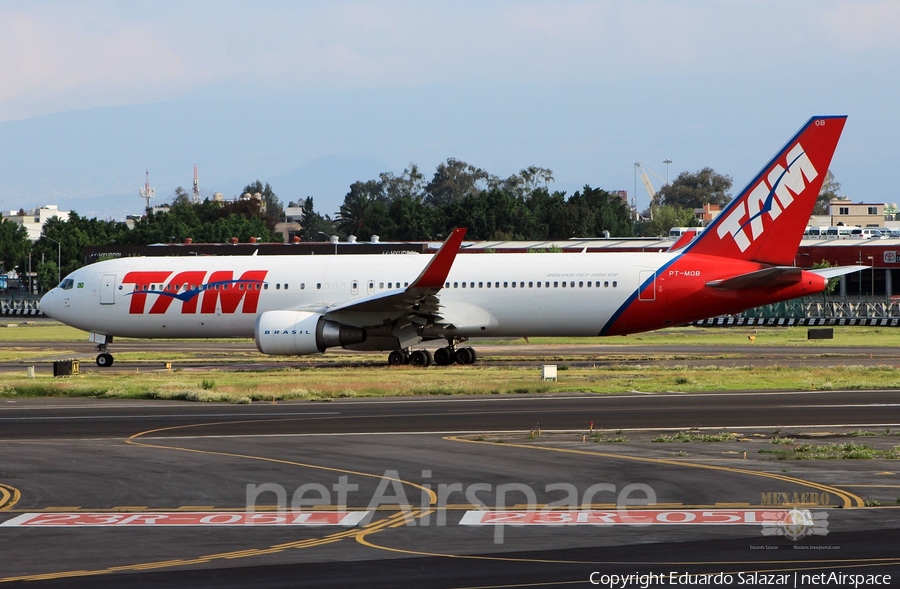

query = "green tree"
[814,170,841,216]
[655,167,732,209]
[501,166,555,199]
[241,180,284,218]
[0,214,31,275]
[36,260,58,291]
[425,158,495,206]
[641,205,698,237]
[336,180,386,238]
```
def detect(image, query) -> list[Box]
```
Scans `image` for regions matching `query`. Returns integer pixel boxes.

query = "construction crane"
[633,162,667,203]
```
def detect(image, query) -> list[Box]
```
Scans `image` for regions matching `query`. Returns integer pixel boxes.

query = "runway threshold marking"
[0,484,20,511]
[0,511,371,527]
[445,436,866,509]
[0,510,415,583]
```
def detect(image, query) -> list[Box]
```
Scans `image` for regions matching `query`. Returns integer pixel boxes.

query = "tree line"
[8,158,824,292]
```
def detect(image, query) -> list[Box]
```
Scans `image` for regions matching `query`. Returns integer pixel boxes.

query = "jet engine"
[255,311,366,355]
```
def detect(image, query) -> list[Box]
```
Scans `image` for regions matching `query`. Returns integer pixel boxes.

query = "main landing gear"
[386,344,477,367]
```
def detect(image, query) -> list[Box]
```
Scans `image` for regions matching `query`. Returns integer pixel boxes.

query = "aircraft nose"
[39,290,60,319]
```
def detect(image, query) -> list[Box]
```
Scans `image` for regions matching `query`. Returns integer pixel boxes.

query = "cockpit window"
[58,278,75,290]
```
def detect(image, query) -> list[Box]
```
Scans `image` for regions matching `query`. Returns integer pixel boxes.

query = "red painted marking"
[459,509,796,526]
[200,270,268,314]
[412,227,466,289]
[148,270,207,314]
[122,271,174,314]
[0,511,368,527]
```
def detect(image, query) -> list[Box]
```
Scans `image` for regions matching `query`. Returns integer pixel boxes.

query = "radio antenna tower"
[139,169,155,213]
[192,164,201,204]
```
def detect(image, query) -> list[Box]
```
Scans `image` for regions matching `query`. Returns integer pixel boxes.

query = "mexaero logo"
[716,142,818,252]
[121,270,268,315]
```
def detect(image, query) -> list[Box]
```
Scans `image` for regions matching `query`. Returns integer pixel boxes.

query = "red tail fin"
[685,116,847,265]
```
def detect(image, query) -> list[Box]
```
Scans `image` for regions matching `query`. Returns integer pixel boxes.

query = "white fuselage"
[40,251,673,340]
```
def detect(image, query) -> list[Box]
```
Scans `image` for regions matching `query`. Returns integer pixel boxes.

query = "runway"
[1,392,899,587]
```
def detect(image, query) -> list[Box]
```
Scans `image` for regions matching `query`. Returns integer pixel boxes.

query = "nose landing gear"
[93,334,115,367]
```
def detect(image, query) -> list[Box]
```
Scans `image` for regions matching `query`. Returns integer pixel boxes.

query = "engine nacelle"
[255,311,366,356]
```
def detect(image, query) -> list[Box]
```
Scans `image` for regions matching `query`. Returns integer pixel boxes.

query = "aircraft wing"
[317,228,466,325]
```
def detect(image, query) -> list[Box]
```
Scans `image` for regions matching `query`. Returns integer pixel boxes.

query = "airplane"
[41,116,860,368]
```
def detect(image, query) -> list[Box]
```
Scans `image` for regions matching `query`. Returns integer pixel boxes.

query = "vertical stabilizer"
[685,116,846,265]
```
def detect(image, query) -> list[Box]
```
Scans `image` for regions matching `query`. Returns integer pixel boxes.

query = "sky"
[1,0,899,221]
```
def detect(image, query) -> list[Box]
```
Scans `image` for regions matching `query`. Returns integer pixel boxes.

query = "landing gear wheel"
[454,347,475,365]
[433,347,453,366]
[463,347,477,364]
[96,353,114,368]
[387,350,406,366]
[409,349,433,367]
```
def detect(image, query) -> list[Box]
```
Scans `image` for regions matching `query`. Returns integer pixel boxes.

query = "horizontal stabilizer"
[706,267,801,290]
[809,265,869,279]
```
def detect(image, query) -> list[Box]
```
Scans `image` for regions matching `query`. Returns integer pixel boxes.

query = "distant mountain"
[269,155,392,217]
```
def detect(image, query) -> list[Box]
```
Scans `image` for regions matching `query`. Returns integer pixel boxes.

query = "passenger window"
[462,282,467,288]
[604,281,609,288]
[528,282,533,288]
[478,282,483,288]
[511,282,516,288]
[612,281,618,287]
[579,281,583,287]
[587,281,592,287]
[300,283,305,290]
[570,281,575,287]
[486,282,491,288]
[454,282,458,288]
[285,284,289,290]
[264,284,269,290]
[379,282,384,289]
[445,282,450,288]
[317,283,322,289]
[470,282,474,288]
[562,282,566,288]
[536,282,541,288]
[503,282,508,288]
[276,284,281,290]
[553,281,558,287]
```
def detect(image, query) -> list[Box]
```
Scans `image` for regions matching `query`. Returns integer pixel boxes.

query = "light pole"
[43,235,61,287]
[318,231,338,254]
[867,256,875,297]
[663,159,672,185]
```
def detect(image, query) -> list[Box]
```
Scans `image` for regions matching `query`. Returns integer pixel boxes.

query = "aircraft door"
[100,274,116,305]
[638,271,656,302]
